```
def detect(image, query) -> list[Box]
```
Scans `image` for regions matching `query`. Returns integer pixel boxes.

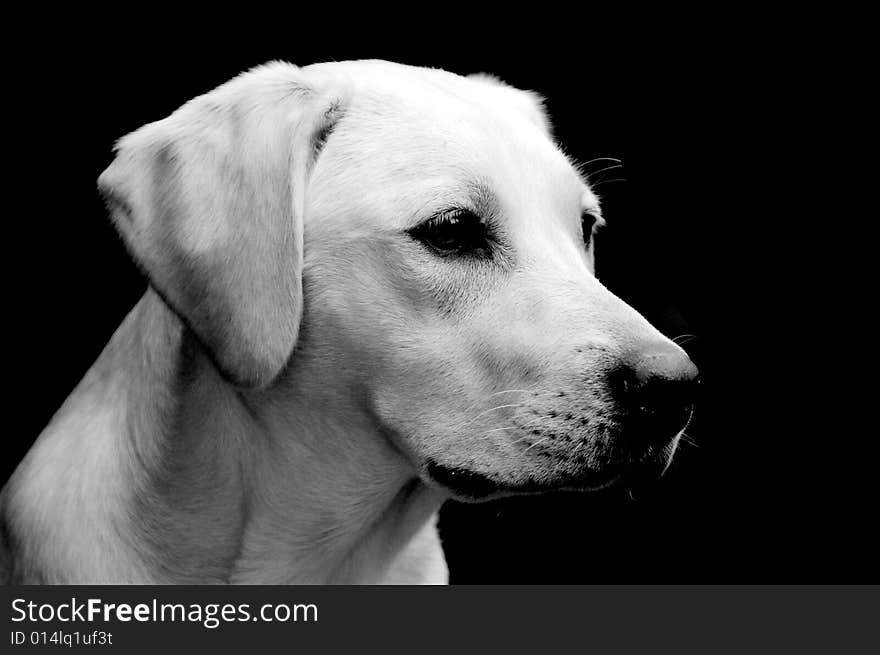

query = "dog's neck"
[228,385,445,584]
[116,291,445,584]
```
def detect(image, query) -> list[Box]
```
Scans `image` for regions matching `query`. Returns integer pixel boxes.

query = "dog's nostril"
[615,343,700,442]
[630,374,698,435]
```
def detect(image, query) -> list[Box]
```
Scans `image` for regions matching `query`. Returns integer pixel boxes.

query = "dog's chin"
[422,461,625,502]
[422,437,681,502]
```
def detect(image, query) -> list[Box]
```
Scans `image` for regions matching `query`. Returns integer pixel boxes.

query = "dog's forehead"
[306,60,592,229]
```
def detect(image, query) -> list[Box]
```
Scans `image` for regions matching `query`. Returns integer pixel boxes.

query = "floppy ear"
[98,63,345,388]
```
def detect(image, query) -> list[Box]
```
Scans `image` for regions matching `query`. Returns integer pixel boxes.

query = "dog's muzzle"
[424,340,699,501]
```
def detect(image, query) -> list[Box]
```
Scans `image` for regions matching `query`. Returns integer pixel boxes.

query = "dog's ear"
[98,63,345,388]
[468,73,553,137]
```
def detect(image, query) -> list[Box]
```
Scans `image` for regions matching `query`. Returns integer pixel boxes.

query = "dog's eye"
[409,210,492,257]
[582,210,602,248]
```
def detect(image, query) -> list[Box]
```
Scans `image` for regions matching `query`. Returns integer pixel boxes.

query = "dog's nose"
[617,342,699,442]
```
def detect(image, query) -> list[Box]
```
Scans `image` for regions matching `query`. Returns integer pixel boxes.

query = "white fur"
[1,60,690,584]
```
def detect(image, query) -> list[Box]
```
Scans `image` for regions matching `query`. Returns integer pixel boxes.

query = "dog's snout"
[615,343,699,442]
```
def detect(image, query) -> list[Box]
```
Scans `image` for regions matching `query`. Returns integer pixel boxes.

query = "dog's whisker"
[582,156,622,167]
[523,435,553,454]
[572,156,623,178]
[591,178,628,187]
[510,430,543,445]
[455,384,549,431]
[500,415,558,441]
[449,403,525,432]
[485,388,536,400]
[586,164,623,181]
[682,406,695,433]
[675,408,697,449]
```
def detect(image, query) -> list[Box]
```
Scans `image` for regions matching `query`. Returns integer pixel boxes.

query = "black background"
[4,26,873,583]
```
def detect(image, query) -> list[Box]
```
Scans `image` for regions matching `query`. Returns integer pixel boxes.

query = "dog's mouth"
[423,460,625,501]
[423,434,681,501]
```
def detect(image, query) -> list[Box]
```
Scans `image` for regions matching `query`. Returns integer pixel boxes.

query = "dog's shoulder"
[1,393,131,583]
[3,291,187,583]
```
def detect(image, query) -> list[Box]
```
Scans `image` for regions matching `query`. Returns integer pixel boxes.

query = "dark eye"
[582,211,601,248]
[409,209,491,257]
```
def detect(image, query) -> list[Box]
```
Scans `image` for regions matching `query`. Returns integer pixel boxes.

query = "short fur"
[1,60,692,584]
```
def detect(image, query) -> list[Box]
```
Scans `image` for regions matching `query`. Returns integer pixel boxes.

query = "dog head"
[99,60,698,501]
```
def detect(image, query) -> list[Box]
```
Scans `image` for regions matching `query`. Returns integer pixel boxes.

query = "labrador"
[0,60,698,584]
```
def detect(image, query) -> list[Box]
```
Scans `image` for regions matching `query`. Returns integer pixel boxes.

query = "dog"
[0,60,698,584]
